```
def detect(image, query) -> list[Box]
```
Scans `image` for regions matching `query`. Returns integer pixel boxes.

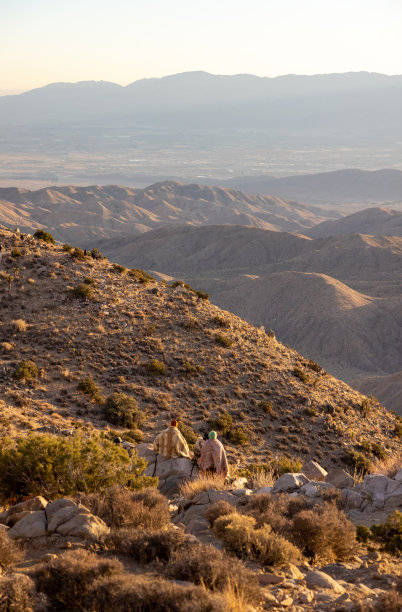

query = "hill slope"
[306,206,402,237]
[0,228,399,468]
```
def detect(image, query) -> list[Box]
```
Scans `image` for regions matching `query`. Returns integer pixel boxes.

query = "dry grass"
[0,530,23,570]
[179,473,228,498]
[371,450,402,478]
[77,486,170,530]
[0,574,36,612]
[12,319,27,332]
[105,527,197,564]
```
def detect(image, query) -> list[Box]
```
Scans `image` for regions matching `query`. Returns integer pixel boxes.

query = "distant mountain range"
[1,71,402,139]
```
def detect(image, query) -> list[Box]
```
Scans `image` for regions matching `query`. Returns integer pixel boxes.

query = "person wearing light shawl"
[153,420,191,458]
[198,431,229,478]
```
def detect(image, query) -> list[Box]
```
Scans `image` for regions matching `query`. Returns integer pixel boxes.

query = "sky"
[1,0,401,95]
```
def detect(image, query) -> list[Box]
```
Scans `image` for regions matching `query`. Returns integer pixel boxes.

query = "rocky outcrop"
[272,473,309,493]
[137,443,198,496]
[173,489,240,534]
[1,497,109,541]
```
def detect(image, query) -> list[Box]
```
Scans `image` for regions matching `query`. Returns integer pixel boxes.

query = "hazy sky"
[1,0,401,94]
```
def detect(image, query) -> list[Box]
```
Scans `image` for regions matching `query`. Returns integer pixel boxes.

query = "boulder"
[283,564,304,580]
[47,504,90,533]
[272,473,309,493]
[255,486,272,495]
[45,498,76,524]
[6,510,32,527]
[305,570,344,594]
[56,513,109,539]
[394,469,402,483]
[8,510,47,539]
[361,474,402,510]
[155,457,195,480]
[6,496,47,519]
[301,461,327,482]
[325,468,354,489]
[342,489,364,509]
[185,516,210,534]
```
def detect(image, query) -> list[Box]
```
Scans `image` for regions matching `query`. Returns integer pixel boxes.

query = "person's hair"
[209,431,217,440]
[203,433,209,440]
[170,420,178,427]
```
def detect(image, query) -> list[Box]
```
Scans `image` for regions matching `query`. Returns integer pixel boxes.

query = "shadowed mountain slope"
[0,228,399,467]
[306,206,402,238]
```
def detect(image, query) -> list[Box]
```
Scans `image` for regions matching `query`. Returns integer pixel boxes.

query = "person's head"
[114,436,122,444]
[170,419,178,427]
[208,431,217,440]
[203,432,209,440]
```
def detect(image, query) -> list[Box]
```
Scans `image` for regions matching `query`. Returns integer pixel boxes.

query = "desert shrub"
[77,376,103,403]
[10,249,21,258]
[0,530,23,570]
[182,360,204,377]
[144,359,166,375]
[1,342,13,352]
[122,429,144,443]
[370,442,386,460]
[107,528,196,564]
[395,422,402,439]
[13,360,38,381]
[306,359,324,373]
[215,334,233,348]
[78,486,169,530]
[85,573,228,612]
[0,574,36,612]
[258,400,274,414]
[129,268,155,283]
[210,410,233,435]
[212,315,230,328]
[70,282,94,300]
[12,319,27,332]
[289,502,357,562]
[343,449,372,474]
[71,247,85,260]
[361,398,372,416]
[214,513,300,566]
[33,549,122,610]
[62,243,72,251]
[112,263,127,274]
[205,500,235,525]
[0,433,152,500]
[195,290,209,300]
[177,420,198,444]
[371,450,402,477]
[293,367,310,383]
[239,464,275,488]
[269,456,302,477]
[83,276,96,285]
[368,511,402,555]
[304,406,318,416]
[34,229,55,244]
[227,426,249,446]
[104,392,144,428]
[356,524,371,543]
[179,473,227,499]
[165,544,261,605]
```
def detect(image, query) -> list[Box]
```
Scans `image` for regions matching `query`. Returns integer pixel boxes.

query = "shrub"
[107,528,196,564]
[210,410,233,435]
[78,487,169,530]
[214,513,300,566]
[227,426,249,446]
[62,243,72,251]
[83,277,96,285]
[306,359,323,373]
[371,442,386,460]
[182,360,204,377]
[85,573,228,612]
[104,392,144,428]
[34,549,122,610]
[144,359,166,375]
[11,249,21,258]
[215,334,233,348]
[71,247,85,260]
[0,530,23,570]
[165,544,261,605]
[289,503,357,562]
[369,511,402,555]
[70,283,94,300]
[129,268,155,284]
[293,367,310,383]
[361,398,372,416]
[195,290,209,300]
[205,500,235,526]
[269,456,302,477]
[212,315,230,328]
[112,263,127,274]
[34,229,55,244]
[91,248,103,259]
[177,420,198,444]
[78,376,103,403]
[179,473,227,499]
[0,574,36,612]
[395,422,402,439]
[13,360,38,381]
[259,400,274,414]
[0,433,152,500]
[12,319,27,332]
[343,449,372,474]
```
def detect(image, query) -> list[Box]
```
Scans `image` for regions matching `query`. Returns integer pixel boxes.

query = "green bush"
[343,449,372,474]
[70,283,95,300]
[62,243,72,252]
[112,263,127,274]
[293,367,310,383]
[144,359,166,376]
[259,400,274,414]
[368,511,402,555]
[269,456,302,477]
[182,360,204,377]
[104,392,145,429]
[210,410,233,435]
[215,334,233,348]
[227,426,249,446]
[195,290,209,300]
[71,247,85,260]
[129,268,155,284]
[177,421,198,444]
[13,360,38,381]
[34,229,55,244]
[77,376,103,403]
[0,433,153,500]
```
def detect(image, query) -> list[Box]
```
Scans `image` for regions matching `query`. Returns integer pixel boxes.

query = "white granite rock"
[272,473,309,492]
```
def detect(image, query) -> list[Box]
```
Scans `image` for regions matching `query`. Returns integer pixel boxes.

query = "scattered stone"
[325,468,354,489]
[301,460,327,481]
[283,564,304,580]
[255,486,272,495]
[272,473,309,493]
[280,596,293,607]
[39,553,57,563]
[258,573,284,586]
[305,570,345,594]
[185,516,210,534]
[298,590,314,604]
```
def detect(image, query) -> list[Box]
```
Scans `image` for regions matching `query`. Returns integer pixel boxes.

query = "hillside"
[306,206,402,237]
[0,181,333,246]
[0,227,399,468]
[102,225,402,402]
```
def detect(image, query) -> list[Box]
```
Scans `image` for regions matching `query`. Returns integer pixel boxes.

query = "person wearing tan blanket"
[153,420,191,458]
[198,431,229,478]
